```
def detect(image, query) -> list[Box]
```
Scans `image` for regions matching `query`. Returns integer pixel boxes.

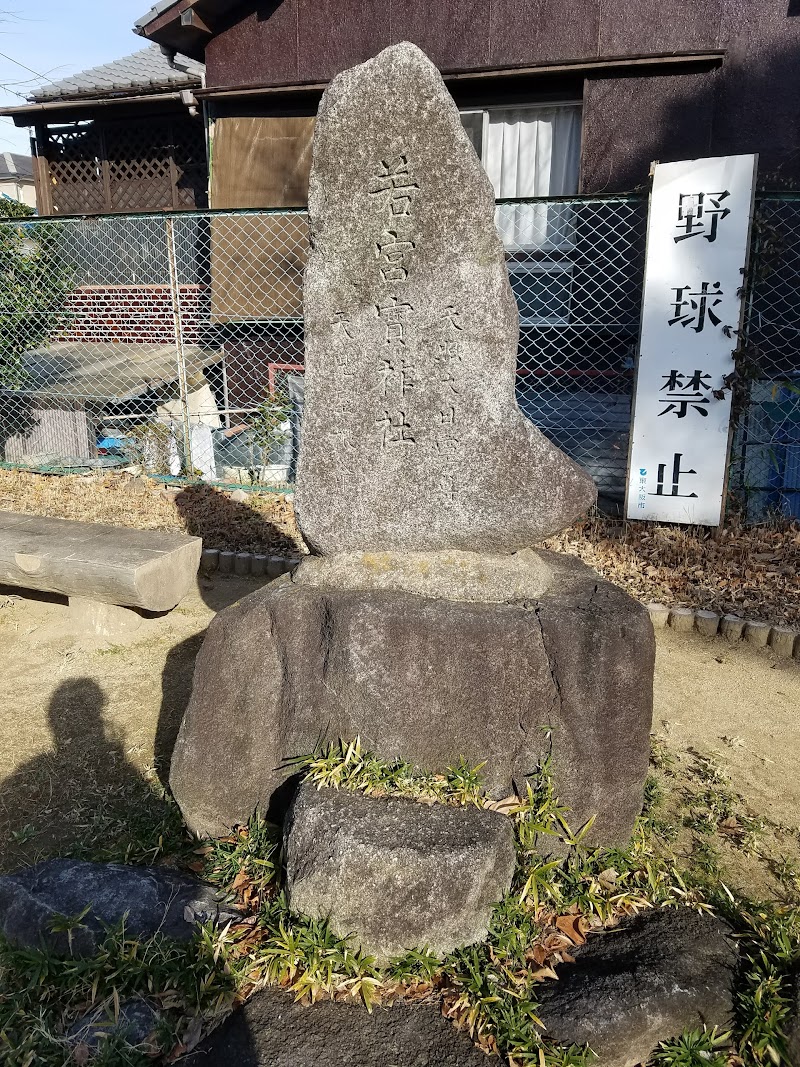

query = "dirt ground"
[0,578,798,896]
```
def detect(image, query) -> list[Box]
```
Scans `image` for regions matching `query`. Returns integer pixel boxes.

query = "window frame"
[459,101,583,183]
[507,258,575,327]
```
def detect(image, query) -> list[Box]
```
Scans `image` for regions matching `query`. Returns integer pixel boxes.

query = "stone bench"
[0,511,202,635]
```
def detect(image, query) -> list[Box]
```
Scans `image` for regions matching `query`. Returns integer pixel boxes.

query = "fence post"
[165,215,193,476]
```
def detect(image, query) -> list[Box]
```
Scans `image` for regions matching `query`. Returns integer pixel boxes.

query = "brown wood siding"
[209,115,312,321]
[209,212,309,321]
[210,115,313,208]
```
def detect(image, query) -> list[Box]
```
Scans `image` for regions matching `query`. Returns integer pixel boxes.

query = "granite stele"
[170,44,654,867]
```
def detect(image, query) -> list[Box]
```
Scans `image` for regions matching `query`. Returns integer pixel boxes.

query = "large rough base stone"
[535,907,737,1067]
[284,783,515,961]
[186,986,487,1067]
[170,550,654,843]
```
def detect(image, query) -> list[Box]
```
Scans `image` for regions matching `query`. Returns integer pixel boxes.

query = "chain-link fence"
[0,198,646,502]
[502,196,645,500]
[729,194,800,521]
[0,210,308,489]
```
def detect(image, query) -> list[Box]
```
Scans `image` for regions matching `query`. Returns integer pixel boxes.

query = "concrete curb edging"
[647,602,800,661]
[199,548,302,581]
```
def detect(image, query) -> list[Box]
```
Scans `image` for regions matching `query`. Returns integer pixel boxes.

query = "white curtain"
[485,106,581,249]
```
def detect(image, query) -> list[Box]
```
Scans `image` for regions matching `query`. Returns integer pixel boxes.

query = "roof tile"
[31,44,204,102]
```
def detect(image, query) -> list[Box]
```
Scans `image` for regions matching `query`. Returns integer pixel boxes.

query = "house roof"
[134,1,241,62]
[30,44,204,103]
[0,152,33,181]
[134,0,240,29]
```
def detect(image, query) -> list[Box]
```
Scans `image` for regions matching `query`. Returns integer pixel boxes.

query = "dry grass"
[0,469,304,556]
[1,470,798,624]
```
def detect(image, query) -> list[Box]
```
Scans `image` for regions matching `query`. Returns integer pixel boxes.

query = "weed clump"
[0,738,797,1066]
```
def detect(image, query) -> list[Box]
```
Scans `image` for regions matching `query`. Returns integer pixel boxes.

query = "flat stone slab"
[170,550,654,843]
[535,907,737,1067]
[294,548,551,602]
[67,596,146,639]
[0,510,201,611]
[284,783,515,961]
[187,986,487,1066]
[0,859,239,956]
[295,42,595,553]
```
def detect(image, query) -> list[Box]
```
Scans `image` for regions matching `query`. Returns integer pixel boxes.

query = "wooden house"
[0,45,209,215]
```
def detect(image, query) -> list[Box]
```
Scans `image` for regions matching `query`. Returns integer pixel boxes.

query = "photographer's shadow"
[0,678,159,871]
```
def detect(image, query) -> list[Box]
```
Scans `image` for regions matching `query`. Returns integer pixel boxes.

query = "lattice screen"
[46,124,107,216]
[41,118,208,216]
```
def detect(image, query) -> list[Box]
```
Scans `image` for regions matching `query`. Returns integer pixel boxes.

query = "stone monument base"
[169,550,654,841]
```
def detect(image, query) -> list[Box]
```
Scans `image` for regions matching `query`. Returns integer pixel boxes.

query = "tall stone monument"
[169,43,654,846]
[295,44,595,552]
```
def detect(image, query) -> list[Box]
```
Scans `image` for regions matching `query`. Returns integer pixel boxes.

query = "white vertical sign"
[626,155,757,525]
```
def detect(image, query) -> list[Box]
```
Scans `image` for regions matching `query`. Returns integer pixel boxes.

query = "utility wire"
[0,48,48,82]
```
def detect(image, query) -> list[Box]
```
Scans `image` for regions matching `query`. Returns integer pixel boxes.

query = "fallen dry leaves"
[544,513,800,626]
[0,469,303,556]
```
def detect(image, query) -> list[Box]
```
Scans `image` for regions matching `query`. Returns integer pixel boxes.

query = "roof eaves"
[134,0,184,30]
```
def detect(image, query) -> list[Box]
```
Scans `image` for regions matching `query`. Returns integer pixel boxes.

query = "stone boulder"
[284,782,515,961]
[295,42,595,554]
[0,859,239,956]
[170,549,654,842]
[67,997,160,1056]
[535,907,737,1066]
[186,985,487,1066]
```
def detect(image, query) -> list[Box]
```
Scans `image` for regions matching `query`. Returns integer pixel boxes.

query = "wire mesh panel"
[0,200,649,502]
[730,195,800,521]
[497,196,646,500]
[0,200,646,500]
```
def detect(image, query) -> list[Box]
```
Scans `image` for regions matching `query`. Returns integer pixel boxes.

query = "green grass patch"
[0,738,797,1065]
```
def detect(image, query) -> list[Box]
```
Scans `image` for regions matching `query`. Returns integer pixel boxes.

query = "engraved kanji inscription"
[368,154,419,217]
[376,230,415,282]
[376,296,413,344]
[381,355,416,397]
[331,311,354,339]
[377,409,415,447]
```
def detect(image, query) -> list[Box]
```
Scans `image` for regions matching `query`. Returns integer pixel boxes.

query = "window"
[508,261,574,326]
[462,104,581,325]
[461,104,581,250]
